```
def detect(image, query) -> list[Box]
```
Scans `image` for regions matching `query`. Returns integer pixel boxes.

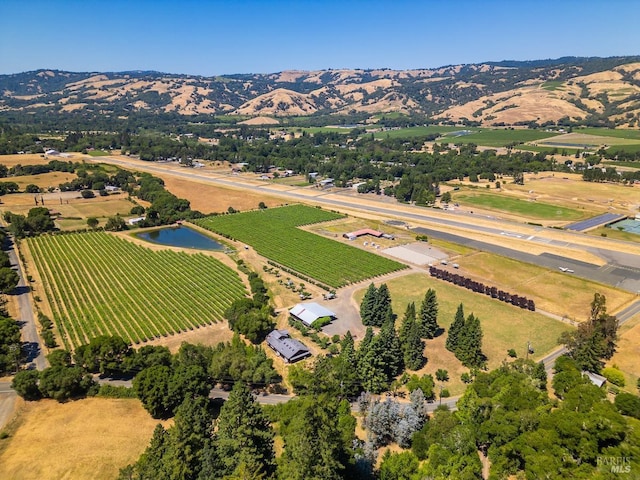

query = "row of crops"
[27,232,247,350]
[196,205,407,288]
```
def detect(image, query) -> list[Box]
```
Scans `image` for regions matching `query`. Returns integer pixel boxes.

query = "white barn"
[289,302,337,327]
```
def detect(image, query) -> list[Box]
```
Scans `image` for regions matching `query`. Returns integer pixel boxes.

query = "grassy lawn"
[516,145,581,155]
[460,252,635,321]
[453,192,585,221]
[354,273,572,395]
[87,150,110,157]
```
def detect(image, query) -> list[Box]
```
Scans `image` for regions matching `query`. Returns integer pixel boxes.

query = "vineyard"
[196,205,407,288]
[26,232,247,349]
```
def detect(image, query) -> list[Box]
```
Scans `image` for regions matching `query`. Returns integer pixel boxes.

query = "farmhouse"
[266,330,311,363]
[289,302,337,327]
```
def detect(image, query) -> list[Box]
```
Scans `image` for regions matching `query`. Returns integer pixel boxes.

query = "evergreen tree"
[456,314,485,368]
[401,311,425,371]
[122,424,171,480]
[215,382,275,478]
[277,395,348,480]
[398,302,416,346]
[419,288,440,339]
[371,283,393,327]
[360,283,377,326]
[164,396,214,480]
[377,318,404,379]
[446,303,465,353]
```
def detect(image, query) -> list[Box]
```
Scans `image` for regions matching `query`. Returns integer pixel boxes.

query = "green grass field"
[373,125,462,139]
[443,129,560,147]
[577,128,640,140]
[27,232,247,349]
[453,192,585,220]
[87,150,110,157]
[196,205,407,287]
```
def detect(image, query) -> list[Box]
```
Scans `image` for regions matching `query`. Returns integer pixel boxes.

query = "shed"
[583,371,607,388]
[266,330,311,363]
[289,302,336,327]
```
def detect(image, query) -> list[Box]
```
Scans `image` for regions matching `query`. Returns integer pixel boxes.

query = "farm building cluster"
[342,229,395,241]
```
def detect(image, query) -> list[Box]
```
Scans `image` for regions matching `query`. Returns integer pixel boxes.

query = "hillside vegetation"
[2,57,640,127]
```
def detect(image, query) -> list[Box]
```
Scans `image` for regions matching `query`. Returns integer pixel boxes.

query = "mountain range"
[1,56,640,126]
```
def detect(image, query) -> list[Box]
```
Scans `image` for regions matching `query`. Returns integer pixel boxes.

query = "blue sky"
[1,0,638,75]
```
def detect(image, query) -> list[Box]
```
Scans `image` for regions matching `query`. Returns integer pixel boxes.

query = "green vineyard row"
[27,232,247,349]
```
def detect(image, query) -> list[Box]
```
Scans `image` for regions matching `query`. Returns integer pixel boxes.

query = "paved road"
[541,296,640,373]
[8,237,47,370]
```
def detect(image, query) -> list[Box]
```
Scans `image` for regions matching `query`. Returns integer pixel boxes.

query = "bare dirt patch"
[0,397,170,480]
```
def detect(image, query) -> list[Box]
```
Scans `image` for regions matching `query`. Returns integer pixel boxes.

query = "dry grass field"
[0,191,138,231]
[154,174,285,214]
[0,153,71,167]
[8,171,76,191]
[0,398,170,480]
[459,252,634,321]
[608,315,640,391]
[354,273,572,395]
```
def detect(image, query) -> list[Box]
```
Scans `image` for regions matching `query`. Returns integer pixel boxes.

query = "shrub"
[602,367,625,387]
[80,189,95,199]
[614,393,640,419]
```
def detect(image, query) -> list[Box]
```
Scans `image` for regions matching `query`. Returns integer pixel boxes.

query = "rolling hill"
[1,56,640,127]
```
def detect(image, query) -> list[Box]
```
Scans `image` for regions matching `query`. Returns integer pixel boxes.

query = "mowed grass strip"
[27,232,247,349]
[454,192,585,221]
[196,204,407,288]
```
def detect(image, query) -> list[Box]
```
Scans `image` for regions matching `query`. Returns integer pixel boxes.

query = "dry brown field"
[459,252,634,321]
[7,171,76,191]
[608,315,640,390]
[153,174,286,214]
[0,154,71,168]
[0,397,170,480]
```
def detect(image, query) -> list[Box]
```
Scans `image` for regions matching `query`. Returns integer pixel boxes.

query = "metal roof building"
[289,302,337,327]
[266,330,311,363]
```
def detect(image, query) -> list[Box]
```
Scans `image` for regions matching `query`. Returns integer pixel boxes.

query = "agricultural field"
[196,204,407,288]
[452,191,586,221]
[441,128,560,147]
[26,232,247,349]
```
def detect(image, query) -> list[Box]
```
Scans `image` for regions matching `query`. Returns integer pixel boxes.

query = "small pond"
[136,226,224,250]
